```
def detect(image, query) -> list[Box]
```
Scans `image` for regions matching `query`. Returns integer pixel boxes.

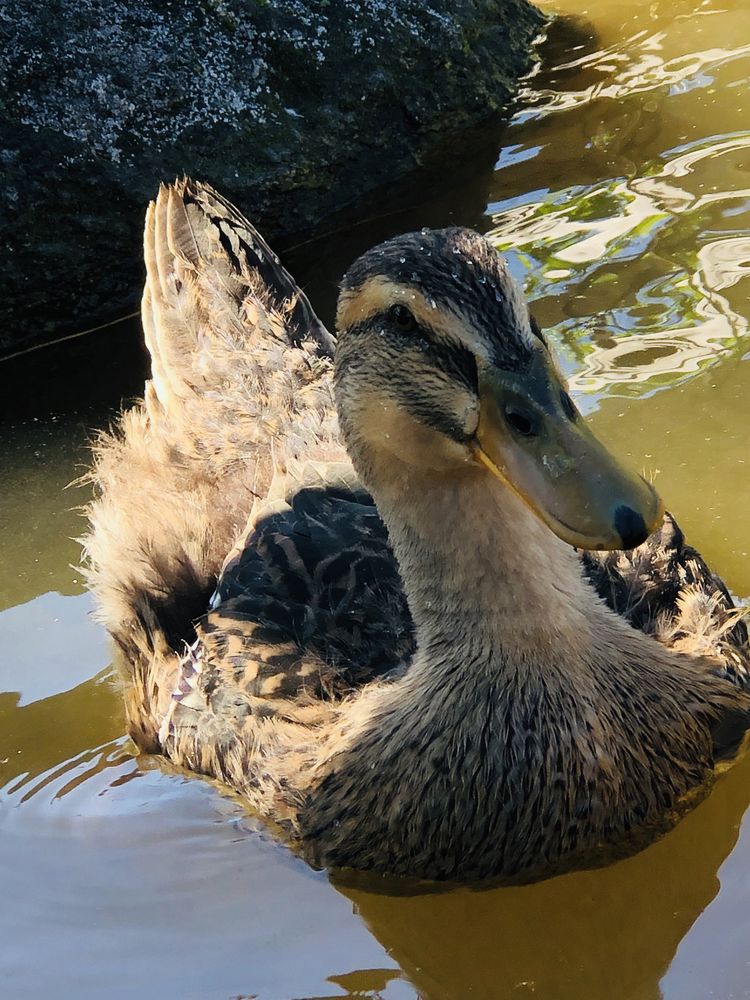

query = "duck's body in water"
[84,180,750,882]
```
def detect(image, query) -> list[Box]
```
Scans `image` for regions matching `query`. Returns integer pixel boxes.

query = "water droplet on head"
[399,256,406,264]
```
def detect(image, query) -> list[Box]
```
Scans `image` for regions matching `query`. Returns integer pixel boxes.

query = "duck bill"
[473,359,663,551]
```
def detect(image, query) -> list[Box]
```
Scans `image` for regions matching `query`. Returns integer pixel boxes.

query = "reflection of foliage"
[566,187,624,224]
[488,162,750,408]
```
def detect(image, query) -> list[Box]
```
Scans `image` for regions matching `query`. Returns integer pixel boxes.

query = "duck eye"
[389,304,417,332]
[503,406,538,437]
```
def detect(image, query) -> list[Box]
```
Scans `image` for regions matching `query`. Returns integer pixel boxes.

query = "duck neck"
[367,458,600,679]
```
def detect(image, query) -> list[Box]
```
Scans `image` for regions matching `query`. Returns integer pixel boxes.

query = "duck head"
[333,227,662,551]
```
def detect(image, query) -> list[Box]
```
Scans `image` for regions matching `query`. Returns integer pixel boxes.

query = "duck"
[84,178,750,882]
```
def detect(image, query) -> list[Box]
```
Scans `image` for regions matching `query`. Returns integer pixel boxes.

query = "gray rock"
[0,0,545,357]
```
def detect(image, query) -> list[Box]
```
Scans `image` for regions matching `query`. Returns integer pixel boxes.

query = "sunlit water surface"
[2,1,750,997]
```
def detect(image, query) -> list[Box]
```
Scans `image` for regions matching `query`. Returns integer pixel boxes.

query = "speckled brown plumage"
[582,512,749,686]
[84,179,750,882]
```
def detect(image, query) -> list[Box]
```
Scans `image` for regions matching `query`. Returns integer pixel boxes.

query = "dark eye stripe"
[396,333,479,443]
[340,318,479,397]
[426,337,479,395]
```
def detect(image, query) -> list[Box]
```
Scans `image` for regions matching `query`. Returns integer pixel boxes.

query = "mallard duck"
[84,179,750,882]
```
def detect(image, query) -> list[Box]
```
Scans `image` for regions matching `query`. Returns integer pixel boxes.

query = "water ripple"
[496,1,750,408]
[516,36,750,121]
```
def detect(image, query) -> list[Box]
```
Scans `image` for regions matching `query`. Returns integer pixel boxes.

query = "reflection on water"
[2,0,750,997]
[490,0,750,407]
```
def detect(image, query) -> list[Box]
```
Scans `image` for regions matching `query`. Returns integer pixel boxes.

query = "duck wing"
[200,502,749,715]
[84,179,342,747]
[581,512,749,688]
[204,463,414,700]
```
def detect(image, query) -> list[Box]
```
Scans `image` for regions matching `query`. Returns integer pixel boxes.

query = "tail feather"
[83,179,337,746]
[172,180,334,355]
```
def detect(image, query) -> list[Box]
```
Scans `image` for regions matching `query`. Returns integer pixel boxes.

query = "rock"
[0,0,544,357]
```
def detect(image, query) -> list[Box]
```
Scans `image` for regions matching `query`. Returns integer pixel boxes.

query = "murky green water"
[2,1,750,997]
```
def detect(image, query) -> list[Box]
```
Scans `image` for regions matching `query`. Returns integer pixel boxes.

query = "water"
[2,1,750,996]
